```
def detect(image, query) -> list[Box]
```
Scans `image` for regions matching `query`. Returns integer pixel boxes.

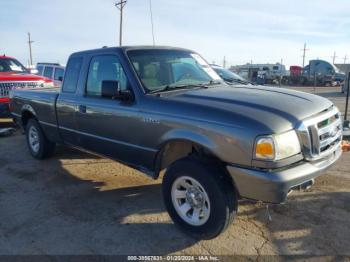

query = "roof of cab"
[69,46,194,57]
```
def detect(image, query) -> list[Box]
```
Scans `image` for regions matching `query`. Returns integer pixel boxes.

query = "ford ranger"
[10,46,343,239]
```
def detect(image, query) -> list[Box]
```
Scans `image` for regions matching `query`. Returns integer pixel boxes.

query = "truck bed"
[10,88,60,142]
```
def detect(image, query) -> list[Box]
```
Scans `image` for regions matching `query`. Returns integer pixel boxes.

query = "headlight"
[255,130,301,161]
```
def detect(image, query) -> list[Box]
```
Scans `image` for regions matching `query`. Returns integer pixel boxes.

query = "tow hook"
[342,140,350,152]
[300,179,314,190]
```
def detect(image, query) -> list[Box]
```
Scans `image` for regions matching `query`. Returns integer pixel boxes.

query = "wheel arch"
[21,104,38,128]
[154,129,226,179]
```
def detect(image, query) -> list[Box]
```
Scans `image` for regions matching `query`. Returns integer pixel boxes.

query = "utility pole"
[223,56,226,68]
[301,43,309,67]
[331,51,337,64]
[27,32,34,66]
[149,0,155,46]
[344,55,348,65]
[115,0,127,46]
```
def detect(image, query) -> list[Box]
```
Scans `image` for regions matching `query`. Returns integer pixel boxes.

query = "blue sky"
[0,0,349,67]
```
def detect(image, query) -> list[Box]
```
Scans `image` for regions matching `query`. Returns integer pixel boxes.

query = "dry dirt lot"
[0,86,349,257]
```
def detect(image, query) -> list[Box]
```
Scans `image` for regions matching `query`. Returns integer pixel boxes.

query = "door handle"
[78,105,87,113]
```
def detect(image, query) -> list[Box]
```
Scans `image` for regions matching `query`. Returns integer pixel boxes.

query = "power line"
[301,43,309,68]
[27,32,34,66]
[149,0,155,46]
[115,0,127,46]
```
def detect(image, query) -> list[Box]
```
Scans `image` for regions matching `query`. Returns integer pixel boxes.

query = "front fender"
[158,125,255,168]
[158,128,217,153]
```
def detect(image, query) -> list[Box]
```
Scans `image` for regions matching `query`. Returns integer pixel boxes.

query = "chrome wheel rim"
[171,176,211,226]
[28,126,40,153]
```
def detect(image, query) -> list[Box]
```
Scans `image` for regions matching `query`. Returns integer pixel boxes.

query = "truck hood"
[164,85,333,133]
[0,72,50,82]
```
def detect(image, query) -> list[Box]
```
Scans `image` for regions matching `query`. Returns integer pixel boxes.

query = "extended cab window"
[62,57,82,93]
[86,55,128,97]
[43,66,53,79]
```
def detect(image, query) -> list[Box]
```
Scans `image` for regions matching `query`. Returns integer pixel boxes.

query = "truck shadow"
[238,190,350,255]
[0,138,197,255]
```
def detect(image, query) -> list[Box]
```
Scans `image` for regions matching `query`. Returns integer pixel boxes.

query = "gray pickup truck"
[10,46,343,239]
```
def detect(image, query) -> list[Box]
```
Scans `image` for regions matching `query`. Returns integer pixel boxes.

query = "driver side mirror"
[101,80,133,101]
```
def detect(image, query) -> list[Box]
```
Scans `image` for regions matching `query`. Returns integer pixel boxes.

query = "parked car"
[210,64,251,85]
[36,63,65,88]
[0,55,54,118]
[10,46,342,239]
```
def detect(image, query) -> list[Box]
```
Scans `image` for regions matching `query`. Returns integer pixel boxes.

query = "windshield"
[213,67,247,83]
[0,58,28,73]
[127,49,222,93]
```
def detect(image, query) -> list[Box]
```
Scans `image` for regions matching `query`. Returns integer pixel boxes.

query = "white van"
[36,63,65,88]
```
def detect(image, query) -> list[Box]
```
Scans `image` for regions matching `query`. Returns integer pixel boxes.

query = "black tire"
[25,118,55,159]
[162,157,237,239]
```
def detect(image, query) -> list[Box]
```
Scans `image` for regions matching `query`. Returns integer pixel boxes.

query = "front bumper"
[227,145,342,203]
[0,102,11,118]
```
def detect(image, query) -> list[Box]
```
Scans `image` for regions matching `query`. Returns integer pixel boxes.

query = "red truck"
[0,55,54,118]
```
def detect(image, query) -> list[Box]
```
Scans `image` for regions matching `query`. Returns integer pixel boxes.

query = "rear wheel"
[162,157,237,239]
[26,118,55,159]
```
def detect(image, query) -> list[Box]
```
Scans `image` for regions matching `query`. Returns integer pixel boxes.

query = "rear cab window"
[61,57,83,93]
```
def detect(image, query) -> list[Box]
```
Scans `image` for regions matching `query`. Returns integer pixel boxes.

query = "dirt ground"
[0,86,349,257]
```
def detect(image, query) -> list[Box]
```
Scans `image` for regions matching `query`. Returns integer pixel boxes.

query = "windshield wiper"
[206,80,222,86]
[149,83,210,94]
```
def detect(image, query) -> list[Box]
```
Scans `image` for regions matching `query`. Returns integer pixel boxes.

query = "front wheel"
[162,157,237,239]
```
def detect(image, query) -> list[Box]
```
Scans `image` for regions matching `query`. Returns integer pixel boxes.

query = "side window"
[37,66,44,75]
[62,57,82,93]
[86,55,128,97]
[43,66,54,79]
[54,68,64,81]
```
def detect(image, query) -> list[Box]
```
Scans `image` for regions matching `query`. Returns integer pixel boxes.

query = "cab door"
[75,54,155,168]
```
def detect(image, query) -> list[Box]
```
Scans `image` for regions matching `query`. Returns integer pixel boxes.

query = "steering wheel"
[176,72,192,82]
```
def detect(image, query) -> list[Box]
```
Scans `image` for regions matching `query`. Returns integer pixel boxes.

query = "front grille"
[0,81,43,98]
[298,106,342,160]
